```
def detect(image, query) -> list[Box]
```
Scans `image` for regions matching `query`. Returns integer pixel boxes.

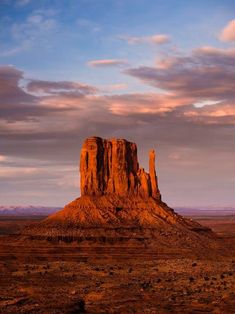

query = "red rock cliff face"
[80,137,161,200]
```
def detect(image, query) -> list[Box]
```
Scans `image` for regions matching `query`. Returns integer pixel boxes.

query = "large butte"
[24,136,215,254]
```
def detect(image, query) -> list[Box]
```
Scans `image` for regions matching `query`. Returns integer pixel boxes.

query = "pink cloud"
[107,93,191,115]
[0,155,7,162]
[87,59,128,67]
[182,103,235,124]
[1,62,235,154]
[219,19,235,42]
[100,83,128,93]
[149,34,170,44]
[126,46,235,101]
[120,34,170,45]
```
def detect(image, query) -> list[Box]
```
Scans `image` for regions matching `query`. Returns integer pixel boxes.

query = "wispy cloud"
[99,84,128,93]
[219,19,235,42]
[16,0,31,7]
[120,34,170,45]
[0,167,42,178]
[87,59,128,67]
[27,80,97,96]
[0,41,30,57]
[0,11,58,57]
[76,18,101,32]
[11,13,57,42]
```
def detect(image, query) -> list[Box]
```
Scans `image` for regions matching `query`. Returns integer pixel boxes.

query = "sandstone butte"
[80,137,161,199]
[25,136,216,251]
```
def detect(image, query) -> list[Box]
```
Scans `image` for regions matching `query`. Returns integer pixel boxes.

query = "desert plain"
[0,211,234,314]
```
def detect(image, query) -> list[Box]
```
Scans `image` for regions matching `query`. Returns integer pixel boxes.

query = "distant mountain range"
[0,206,60,216]
[175,206,235,216]
[0,205,234,217]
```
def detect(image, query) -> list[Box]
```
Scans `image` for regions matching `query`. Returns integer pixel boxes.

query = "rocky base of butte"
[25,137,215,251]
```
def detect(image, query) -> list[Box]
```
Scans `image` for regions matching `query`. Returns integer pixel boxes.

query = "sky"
[0,0,235,207]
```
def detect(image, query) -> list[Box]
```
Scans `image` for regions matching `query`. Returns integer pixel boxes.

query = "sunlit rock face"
[80,136,161,200]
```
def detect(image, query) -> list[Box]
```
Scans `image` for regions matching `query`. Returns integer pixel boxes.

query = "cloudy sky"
[0,0,235,207]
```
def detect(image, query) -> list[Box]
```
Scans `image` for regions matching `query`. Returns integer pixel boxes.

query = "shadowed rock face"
[80,137,161,200]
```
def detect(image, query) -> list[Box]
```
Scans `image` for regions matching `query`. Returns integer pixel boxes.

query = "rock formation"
[80,137,161,199]
[24,136,214,249]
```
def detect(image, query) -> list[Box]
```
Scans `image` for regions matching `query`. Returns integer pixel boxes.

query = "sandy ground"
[0,215,234,314]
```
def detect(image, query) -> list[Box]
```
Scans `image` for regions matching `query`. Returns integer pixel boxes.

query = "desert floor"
[0,214,234,314]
